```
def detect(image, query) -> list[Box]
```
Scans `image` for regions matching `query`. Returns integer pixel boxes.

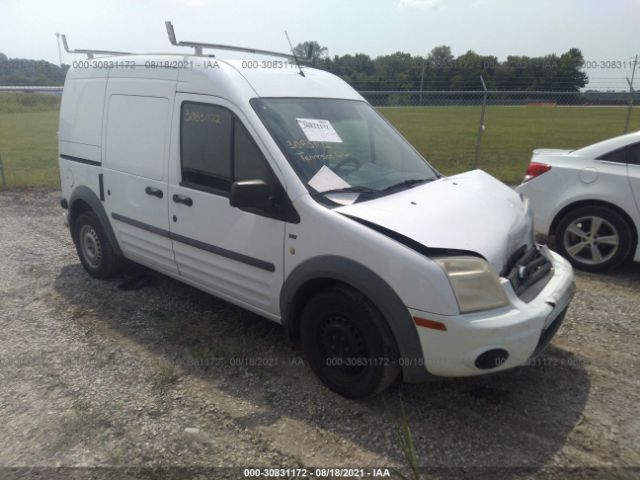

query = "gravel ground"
[0,189,638,479]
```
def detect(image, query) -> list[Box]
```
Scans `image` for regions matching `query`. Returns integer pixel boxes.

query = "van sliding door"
[102,69,179,275]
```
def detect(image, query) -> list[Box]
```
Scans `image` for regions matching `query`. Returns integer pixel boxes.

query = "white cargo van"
[58,25,575,398]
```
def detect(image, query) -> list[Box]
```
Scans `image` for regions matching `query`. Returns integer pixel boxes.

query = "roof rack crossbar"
[165,21,310,62]
[61,34,132,59]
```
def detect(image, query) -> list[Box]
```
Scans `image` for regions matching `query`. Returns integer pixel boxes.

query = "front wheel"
[555,205,633,272]
[300,286,400,398]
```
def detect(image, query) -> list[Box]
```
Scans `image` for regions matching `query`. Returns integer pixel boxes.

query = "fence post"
[419,61,426,106]
[623,55,638,134]
[472,76,488,169]
[0,154,6,190]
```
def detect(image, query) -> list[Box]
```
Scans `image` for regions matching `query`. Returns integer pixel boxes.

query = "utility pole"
[55,33,63,66]
[473,75,488,169]
[623,54,638,134]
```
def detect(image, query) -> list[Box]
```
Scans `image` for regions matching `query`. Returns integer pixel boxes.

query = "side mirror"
[229,180,272,213]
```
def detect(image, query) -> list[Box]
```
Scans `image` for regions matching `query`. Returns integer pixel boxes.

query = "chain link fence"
[360,90,639,106]
[0,87,639,187]
[360,89,640,183]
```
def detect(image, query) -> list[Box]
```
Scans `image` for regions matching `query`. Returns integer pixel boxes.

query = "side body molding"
[68,185,124,258]
[280,256,434,383]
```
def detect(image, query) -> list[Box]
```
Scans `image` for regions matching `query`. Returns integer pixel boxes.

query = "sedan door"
[626,143,640,216]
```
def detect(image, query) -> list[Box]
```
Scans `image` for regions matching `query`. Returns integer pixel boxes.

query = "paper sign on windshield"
[308,166,358,205]
[296,118,343,143]
[308,165,351,192]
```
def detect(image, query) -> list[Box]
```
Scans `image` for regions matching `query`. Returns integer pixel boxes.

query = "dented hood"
[335,170,533,273]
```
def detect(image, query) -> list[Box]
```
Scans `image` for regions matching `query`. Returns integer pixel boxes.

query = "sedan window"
[598,148,627,163]
[627,144,640,166]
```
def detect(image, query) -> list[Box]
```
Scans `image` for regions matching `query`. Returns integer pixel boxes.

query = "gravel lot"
[0,189,638,479]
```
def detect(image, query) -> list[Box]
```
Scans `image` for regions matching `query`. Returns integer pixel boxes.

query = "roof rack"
[61,34,132,59]
[59,22,312,63]
[165,21,310,62]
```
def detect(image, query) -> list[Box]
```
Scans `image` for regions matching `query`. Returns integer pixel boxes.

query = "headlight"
[435,256,509,313]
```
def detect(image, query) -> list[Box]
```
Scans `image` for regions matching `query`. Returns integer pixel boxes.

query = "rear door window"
[627,143,640,166]
[598,148,627,163]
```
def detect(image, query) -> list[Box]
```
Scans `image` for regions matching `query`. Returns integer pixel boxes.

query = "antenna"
[60,34,131,59]
[284,31,305,77]
[165,20,312,63]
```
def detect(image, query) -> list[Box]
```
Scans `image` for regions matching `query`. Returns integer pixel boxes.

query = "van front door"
[167,94,287,319]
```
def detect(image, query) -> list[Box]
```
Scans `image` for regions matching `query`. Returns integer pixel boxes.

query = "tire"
[554,205,633,272]
[72,210,124,279]
[300,285,401,398]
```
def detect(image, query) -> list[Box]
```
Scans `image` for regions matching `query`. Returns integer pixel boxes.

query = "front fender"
[280,255,433,383]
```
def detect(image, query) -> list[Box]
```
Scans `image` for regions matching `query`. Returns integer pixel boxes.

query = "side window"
[180,102,272,192]
[234,121,270,183]
[599,148,627,164]
[181,103,233,191]
[627,144,640,166]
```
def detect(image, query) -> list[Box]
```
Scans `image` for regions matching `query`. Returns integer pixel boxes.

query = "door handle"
[172,194,193,207]
[145,186,164,199]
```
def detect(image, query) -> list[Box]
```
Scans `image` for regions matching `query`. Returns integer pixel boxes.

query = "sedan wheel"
[555,205,633,272]
[563,216,619,265]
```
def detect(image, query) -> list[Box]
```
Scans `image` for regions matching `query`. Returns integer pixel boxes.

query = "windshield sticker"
[308,165,351,193]
[296,118,343,143]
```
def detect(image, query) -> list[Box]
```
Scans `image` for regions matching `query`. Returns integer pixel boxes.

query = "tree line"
[0,53,69,86]
[0,44,588,92]
[294,43,588,92]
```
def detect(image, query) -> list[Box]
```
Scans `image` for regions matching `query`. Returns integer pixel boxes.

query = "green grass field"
[0,94,61,188]
[381,105,640,183]
[0,93,638,187]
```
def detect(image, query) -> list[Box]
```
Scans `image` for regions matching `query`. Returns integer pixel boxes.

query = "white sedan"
[516,131,640,271]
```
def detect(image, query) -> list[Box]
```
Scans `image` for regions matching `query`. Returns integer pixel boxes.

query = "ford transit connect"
[58,29,575,398]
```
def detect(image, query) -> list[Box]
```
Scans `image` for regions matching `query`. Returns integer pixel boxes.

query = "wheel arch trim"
[280,255,434,383]
[68,185,123,258]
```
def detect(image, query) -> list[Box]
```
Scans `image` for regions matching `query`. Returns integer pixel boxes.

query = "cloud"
[396,0,443,9]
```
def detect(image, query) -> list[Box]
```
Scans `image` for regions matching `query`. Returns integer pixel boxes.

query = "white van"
[58,29,575,398]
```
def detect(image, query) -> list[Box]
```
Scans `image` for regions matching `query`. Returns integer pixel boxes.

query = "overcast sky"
[1,0,638,89]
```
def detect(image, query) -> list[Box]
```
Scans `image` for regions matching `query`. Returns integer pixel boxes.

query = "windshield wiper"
[380,178,434,192]
[318,186,380,195]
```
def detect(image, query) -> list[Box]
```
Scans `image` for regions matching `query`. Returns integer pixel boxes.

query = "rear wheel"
[72,210,124,279]
[300,285,400,398]
[555,205,633,272]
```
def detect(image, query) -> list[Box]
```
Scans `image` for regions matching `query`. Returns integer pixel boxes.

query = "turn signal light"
[414,317,447,331]
[523,162,551,182]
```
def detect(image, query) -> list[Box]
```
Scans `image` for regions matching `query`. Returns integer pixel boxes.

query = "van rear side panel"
[58,70,108,203]
[59,77,107,158]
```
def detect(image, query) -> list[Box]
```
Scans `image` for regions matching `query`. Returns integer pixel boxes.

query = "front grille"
[501,244,553,302]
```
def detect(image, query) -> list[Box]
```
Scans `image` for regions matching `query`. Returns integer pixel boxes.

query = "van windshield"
[251,98,438,202]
